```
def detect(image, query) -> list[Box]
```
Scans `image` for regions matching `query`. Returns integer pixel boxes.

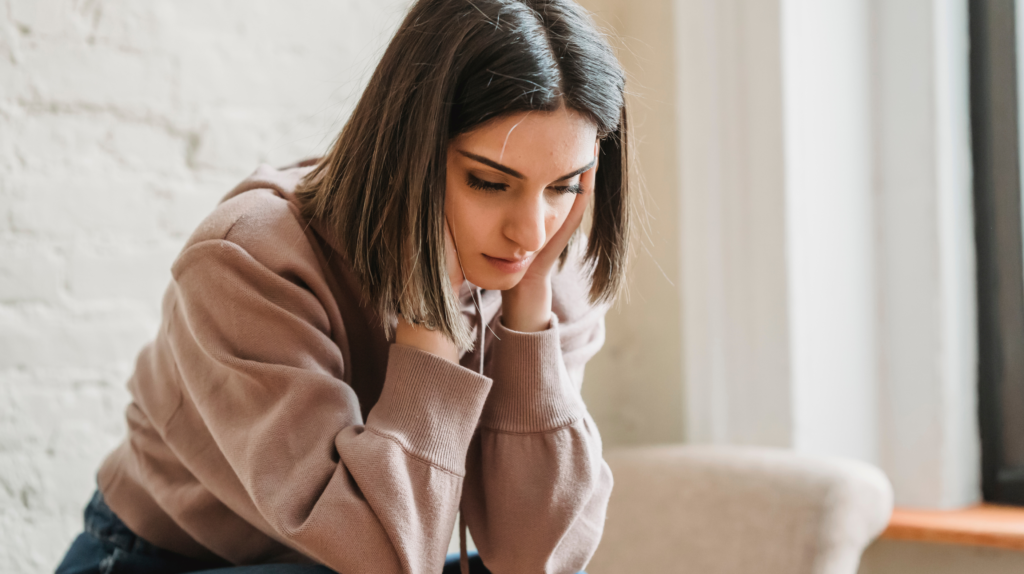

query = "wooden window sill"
[882,504,1024,551]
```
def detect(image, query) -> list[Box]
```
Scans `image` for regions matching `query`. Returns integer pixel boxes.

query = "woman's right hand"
[394,219,464,364]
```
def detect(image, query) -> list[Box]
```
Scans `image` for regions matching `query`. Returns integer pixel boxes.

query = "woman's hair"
[296,0,630,350]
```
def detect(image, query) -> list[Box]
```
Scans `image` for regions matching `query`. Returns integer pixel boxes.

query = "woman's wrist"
[501,278,553,332]
[395,316,461,364]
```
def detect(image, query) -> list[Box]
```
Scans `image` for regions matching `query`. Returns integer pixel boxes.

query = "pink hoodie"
[96,161,613,574]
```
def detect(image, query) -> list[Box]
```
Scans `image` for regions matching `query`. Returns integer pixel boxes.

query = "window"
[970,0,1024,505]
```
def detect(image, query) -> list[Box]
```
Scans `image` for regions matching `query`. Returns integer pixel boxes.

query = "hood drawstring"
[459,506,469,574]
[474,287,486,374]
[460,286,487,574]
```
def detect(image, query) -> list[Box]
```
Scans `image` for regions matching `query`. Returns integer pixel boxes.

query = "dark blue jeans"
[56,490,492,573]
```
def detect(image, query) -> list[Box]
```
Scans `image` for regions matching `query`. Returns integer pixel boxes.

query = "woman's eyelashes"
[466,173,507,192]
[465,173,583,195]
[552,183,584,195]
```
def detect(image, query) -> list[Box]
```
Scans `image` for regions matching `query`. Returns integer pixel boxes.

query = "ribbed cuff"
[481,315,585,433]
[366,344,492,475]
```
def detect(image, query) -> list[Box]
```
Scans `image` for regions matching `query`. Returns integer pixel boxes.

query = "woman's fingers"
[529,145,599,273]
[548,186,589,254]
[555,140,599,248]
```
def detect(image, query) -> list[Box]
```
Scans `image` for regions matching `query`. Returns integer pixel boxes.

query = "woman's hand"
[501,146,598,332]
[394,220,465,363]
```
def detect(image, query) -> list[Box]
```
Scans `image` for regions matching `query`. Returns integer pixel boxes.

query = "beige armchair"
[589,445,893,574]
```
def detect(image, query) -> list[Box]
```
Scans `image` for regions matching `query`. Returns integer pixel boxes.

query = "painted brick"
[16,42,176,112]
[67,244,178,303]
[8,175,166,240]
[0,2,413,571]
[8,0,99,42]
[0,244,63,303]
[0,105,18,172]
[104,122,191,175]
[158,182,226,240]
[7,113,120,174]
[0,305,157,370]
[86,2,169,53]
[190,113,275,173]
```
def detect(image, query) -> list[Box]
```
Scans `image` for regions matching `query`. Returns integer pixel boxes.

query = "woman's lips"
[483,253,530,274]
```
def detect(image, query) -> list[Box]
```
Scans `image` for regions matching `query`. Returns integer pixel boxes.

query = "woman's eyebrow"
[556,158,597,181]
[458,150,525,178]
[457,149,596,182]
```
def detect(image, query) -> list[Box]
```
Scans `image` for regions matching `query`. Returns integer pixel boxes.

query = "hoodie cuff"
[481,314,586,433]
[367,344,492,475]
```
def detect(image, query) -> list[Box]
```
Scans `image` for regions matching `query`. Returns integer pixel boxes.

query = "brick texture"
[0,1,414,570]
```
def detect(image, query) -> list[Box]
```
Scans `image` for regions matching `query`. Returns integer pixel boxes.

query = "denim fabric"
[55,491,496,573]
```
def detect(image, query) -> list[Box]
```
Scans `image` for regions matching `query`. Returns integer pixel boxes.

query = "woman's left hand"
[501,145,597,332]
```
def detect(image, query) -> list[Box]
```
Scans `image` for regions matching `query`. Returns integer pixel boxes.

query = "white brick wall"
[0,1,412,570]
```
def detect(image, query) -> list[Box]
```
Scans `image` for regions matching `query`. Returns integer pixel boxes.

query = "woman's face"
[445,106,599,291]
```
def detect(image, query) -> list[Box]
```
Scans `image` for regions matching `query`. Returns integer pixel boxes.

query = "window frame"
[970,0,1024,506]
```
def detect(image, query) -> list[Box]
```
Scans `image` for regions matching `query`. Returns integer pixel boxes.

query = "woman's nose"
[503,192,547,253]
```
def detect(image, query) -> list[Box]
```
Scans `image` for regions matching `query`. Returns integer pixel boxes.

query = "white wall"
[783,0,879,463]
[675,0,793,448]
[0,1,411,571]
[675,0,980,510]
[668,0,994,570]
[578,0,686,448]
[872,0,979,509]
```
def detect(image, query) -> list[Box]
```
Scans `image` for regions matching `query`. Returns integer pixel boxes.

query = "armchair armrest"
[589,445,893,574]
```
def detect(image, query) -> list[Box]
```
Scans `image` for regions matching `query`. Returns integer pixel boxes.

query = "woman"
[56,0,630,572]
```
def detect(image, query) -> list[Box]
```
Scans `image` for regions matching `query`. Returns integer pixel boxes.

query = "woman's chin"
[464,268,523,292]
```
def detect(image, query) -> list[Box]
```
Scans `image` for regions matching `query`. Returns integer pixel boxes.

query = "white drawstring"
[449,217,497,574]
[459,286,487,574]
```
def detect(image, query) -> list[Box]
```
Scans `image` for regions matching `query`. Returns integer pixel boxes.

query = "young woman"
[55,0,630,572]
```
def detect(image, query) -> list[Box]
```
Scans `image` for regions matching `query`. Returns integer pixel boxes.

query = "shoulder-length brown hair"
[296,0,630,350]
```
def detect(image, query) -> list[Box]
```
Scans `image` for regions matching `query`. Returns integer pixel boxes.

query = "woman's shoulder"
[184,163,314,245]
[175,162,322,278]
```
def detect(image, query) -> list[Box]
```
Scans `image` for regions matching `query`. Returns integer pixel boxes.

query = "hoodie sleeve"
[460,261,614,574]
[167,190,492,574]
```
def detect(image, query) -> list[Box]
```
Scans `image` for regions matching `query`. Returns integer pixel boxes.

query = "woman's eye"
[551,183,584,195]
[466,174,508,192]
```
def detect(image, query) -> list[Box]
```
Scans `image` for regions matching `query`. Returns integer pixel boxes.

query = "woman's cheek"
[461,198,497,253]
[548,198,573,234]
[449,187,478,233]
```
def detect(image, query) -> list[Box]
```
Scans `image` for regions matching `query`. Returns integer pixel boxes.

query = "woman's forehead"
[452,108,598,181]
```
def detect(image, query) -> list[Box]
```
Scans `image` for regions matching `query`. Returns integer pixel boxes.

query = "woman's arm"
[167,194,492,573]
[460,303,613,574]
[460,156,614,571]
